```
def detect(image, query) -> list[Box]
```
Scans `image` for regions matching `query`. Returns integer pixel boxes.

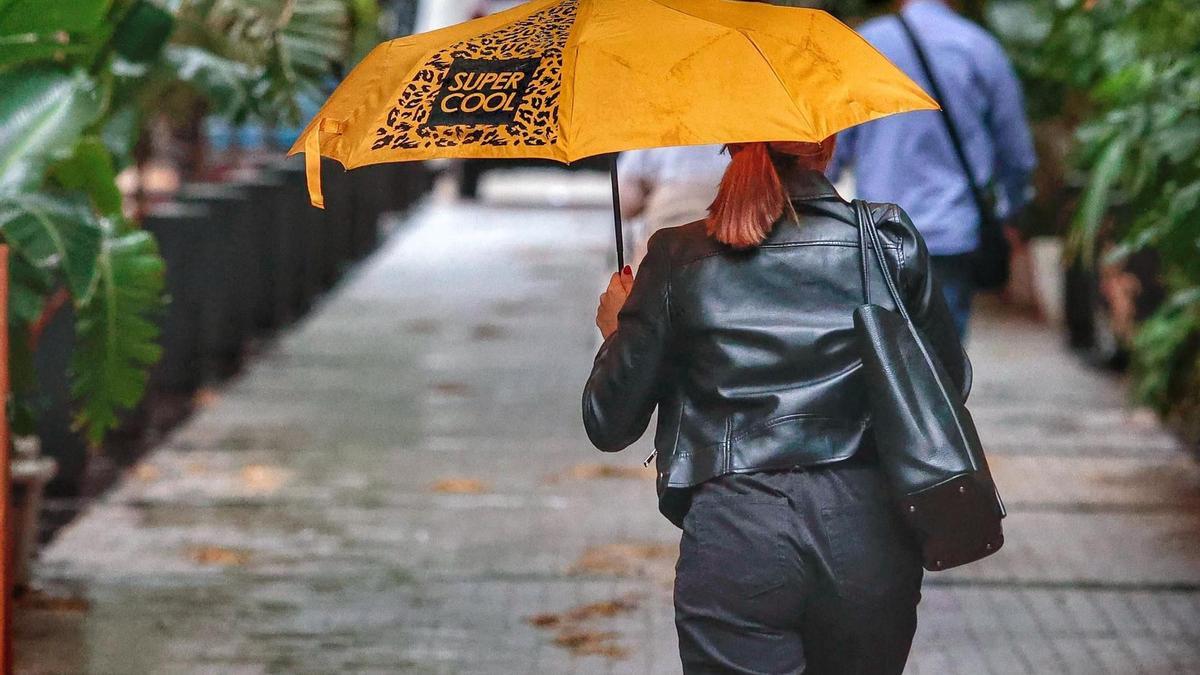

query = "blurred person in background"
[585,140,968,674]
[618,145,728,266]
[828,0,1036,338]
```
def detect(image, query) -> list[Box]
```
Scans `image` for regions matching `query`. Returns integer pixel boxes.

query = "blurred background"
[3,0,1199,673]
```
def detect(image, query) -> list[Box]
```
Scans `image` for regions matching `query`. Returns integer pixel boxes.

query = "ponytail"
[705,137,837,249]
[705,143,785,249]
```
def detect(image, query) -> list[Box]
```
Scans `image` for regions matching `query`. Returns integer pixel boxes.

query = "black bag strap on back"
[854,200,911,323]
[895,14,996,231]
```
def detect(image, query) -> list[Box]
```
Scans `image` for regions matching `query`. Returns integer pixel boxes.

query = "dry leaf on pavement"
[186,545,250,567]
[569,542,676,581]
[431,477,490,494]
[132,464,161,482]
[545,463,655,483]
[429,381,472,396]
[553,630,629,659]
[17,588,90,612]
[240,464,288,492]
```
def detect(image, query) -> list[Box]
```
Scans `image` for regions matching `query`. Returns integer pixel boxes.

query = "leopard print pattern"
[372,0,578,151]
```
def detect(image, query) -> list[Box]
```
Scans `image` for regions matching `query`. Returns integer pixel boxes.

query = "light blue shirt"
[828,0,1036,256]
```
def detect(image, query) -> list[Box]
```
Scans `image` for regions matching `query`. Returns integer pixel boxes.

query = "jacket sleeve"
[582,232,672,452]
[885,205,973,402]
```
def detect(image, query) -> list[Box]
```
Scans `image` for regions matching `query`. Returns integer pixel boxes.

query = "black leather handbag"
[852,200,1005,571]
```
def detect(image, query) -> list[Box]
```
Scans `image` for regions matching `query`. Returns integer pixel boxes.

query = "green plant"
[0,0,366,443]
[1000,0,1200,425]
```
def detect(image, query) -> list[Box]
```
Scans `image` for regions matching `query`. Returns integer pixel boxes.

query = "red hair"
[706,138,837,249]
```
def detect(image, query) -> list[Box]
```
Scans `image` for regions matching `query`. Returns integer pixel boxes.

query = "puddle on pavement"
[545,463,655,483]
[404,319,440,335]
[471,324,506,341]
[430,477,490,494]
[569,542,677,584]
[528,594,641,660]
[491,299,528,317]
[193,425,311,453]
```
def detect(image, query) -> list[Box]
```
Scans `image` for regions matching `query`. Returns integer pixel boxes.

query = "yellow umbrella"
[290,0,937,263]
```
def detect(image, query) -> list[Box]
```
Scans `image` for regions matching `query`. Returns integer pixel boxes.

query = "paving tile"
[15,176,1200,674]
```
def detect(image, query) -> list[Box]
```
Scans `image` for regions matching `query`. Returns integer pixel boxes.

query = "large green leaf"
[0,67,102,190]
[71,224,165,444]
[1069,135,1128,265]
[50,136,122,216]
[161,44,253,119]
[99,102,139,171]
[0,190,102,299]
[0,0,110,69]
[0,0,109,34]
[168,0,350,125]
[111,0,174,63]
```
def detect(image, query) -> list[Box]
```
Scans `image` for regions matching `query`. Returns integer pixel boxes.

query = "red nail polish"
[623,265,632,275]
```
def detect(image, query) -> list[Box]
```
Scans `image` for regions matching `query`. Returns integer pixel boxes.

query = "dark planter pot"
[176,182,255,379]
[267,159,323,313]
[225,168,292,332]
[320,158,355,284]
[395,162,433,211]
[143,201,211,393]
[34,303,88,497]
[348,163,392,259]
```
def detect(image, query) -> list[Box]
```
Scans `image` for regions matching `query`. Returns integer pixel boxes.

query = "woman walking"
[583,140,969,674]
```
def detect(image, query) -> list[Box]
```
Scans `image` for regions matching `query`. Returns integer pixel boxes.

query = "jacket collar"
[783,169,841,202]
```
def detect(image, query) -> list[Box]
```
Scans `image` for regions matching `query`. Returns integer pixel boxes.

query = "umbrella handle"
[609,154,625,271]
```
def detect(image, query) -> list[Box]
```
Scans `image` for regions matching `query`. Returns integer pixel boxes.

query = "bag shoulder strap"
[895,14,995,226]
[854,200,911,323]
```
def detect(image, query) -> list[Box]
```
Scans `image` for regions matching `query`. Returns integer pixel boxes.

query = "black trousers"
[674,461,924,675]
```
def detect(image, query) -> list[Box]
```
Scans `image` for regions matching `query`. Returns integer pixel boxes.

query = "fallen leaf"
[429,381,472,397]
[132,464,161,482]
[186,545,250,567]
[193,388,221,408]
[240,464,288,493]
[553,630,628,659]
[431,478,490,494]
[528,594,640,661]
[527,595,641,629]
[17,588,90,612]
[545,463,655,483]
[569,542,676,580]
[528,613,561,628]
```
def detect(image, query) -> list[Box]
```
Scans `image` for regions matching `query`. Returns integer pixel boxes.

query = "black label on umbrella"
[426,57,542,127]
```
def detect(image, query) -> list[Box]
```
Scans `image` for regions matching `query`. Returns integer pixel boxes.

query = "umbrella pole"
[609,154,625,270]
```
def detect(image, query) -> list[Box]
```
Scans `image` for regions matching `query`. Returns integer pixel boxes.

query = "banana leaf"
[70,225,165,444]
[0,67,102,190]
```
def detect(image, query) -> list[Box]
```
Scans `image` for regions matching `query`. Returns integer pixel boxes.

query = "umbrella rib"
[734,29,815,137]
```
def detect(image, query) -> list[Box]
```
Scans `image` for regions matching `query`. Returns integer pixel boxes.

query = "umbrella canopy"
[290,0,937,209]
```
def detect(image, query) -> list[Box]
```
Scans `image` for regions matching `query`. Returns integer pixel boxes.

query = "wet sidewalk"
[16,173,1200,674]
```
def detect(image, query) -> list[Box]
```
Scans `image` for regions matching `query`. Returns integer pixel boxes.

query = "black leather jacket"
[582,170,970,526]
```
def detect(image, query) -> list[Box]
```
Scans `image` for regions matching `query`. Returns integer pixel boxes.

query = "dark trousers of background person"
[932,253,976,340]
[674,459,924,675]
